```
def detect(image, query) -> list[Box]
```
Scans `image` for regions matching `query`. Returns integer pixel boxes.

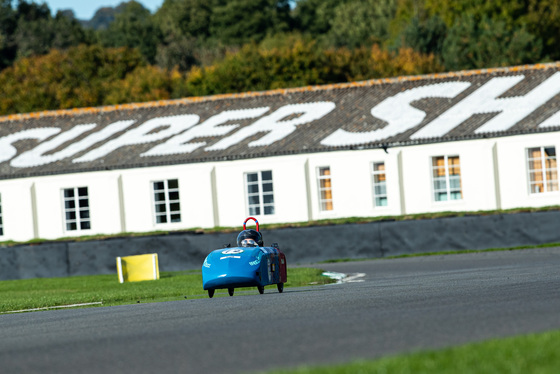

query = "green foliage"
[441,14,541,70]
[155,34,201,71]
[155,0,215,38]
[103,65,191,104]
[186,36,331,95]
[0,0,17,69]
[328,0,397,48]
[0,0,559,115]
[0,44,147,114]
[185,35,443,96]
[524,0,560,61]
[292,0,345,36]
[98,1,161,63]
[209,0,293,45]
[153,0,218,70]
[0,0,90,70]
[399,15,447,56]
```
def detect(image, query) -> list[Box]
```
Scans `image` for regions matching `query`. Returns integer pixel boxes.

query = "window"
[245,171,274,216]
[372,162,388,207]
[153,179,181,224]
[527,146,558,194]
[317,167,333,211]
[63,187,91,231]
[0,194,3,236]
[432,156,462,201]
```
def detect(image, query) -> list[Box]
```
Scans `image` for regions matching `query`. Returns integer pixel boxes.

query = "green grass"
[0,267,334,313]
[266,330,560,374]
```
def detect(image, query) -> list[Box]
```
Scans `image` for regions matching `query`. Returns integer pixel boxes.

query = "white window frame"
[431,155,462,202]
[317,166,334,212]
[372,162,388,207]
[526,146,558,195]
[62,187,91,232]
[245,170,275,216]
[152,179,182,224]
[0,193,3,236]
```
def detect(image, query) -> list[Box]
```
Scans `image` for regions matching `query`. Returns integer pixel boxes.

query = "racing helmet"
[237,229,263,247]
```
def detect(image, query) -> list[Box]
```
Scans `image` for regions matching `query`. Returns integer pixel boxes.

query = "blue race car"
[202,217,287,298]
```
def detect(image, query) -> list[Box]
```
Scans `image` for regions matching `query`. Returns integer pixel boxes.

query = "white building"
[0,63,559,242]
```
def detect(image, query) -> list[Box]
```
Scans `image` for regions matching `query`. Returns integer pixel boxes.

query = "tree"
[155,34,200,71]
[155,0,215,38]
[327,0,397,48]
[185,35,331,96]
[0,44,147,114]
[0,0,17,70]
[0,0,90,70]
[209,0,292,45]
[441,14,541,70]
[50,11,91,50]
[83,7,120,30]
[103,65,190,104]
[185,35,443,97]
[292,0,345,36]
[336,44,444,82]
[98,1,161,63]
[400,15,447,56]
[153,0,217,70]
[525,0,560,61]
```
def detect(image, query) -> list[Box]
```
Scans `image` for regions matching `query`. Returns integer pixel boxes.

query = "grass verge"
[0,267,334,313]
[266,330,560,374]
[319,241,560,263]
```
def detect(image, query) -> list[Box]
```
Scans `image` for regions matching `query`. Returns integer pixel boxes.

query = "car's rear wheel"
[257,286,264,294]
[277,283,284,293]
[228,288,234,296]
[208,289,215,298]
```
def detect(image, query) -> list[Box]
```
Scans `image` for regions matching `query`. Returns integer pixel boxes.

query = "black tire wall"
[1,211,559,280]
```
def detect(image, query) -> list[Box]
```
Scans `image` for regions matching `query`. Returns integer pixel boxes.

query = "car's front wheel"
[277,283,284,293]
[208,289,215,298]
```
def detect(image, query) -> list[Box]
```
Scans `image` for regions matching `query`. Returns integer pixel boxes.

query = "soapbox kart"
[202,217,287,298]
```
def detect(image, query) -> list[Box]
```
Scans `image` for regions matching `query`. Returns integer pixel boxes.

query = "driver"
[237,229,263,247]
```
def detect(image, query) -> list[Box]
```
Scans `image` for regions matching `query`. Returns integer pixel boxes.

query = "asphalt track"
[0,248,559,373]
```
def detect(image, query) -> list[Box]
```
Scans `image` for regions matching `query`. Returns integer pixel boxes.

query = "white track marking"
[322,272,366,283]
[2,302,103,314]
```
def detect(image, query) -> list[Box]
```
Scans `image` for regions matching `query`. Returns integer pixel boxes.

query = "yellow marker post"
[116,253,159,283]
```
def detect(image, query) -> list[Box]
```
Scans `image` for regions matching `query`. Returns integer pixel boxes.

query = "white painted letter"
[321,82,470,146]
[412,72,560,139]
[539,109,560,128]
[11,124,96,168]
[142,107,270,156]
[0,128,61,163]
[73,115,199,163]
[206,102,336,151]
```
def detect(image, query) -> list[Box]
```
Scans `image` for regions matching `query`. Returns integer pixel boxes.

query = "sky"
[40,0,165,20]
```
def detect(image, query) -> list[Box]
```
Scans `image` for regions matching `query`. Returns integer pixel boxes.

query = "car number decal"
[222,249,244,254]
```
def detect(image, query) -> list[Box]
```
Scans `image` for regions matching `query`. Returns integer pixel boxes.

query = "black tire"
[208,289,215,298]
[257,286,264,294]
[277,283,284,293]
[228,288,234,296]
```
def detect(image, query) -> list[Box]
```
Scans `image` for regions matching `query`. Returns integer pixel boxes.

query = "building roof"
[1,62,560,180]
